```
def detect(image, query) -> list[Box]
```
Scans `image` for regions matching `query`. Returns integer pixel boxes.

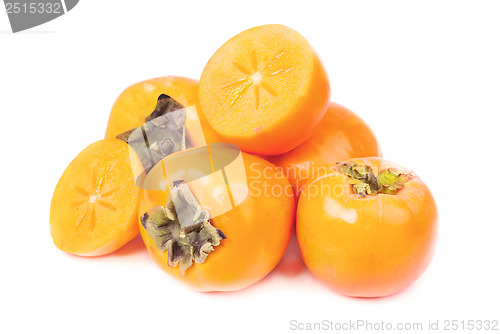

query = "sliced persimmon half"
[50,139,144,256]
[199,24,330,155]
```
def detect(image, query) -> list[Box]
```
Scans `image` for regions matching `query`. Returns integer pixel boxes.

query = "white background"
[1,1,499,333]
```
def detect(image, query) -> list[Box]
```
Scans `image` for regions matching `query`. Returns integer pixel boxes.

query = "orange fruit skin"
[138,153,295,291]
[50,139,144,256]
[297,157,438,297]
[105,76,221,146]
[267,102,381,200]
[199,24,330,155]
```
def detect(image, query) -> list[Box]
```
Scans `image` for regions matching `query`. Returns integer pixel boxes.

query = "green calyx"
[140,180,226,276]
[117,94,190,173]
[338,162,411,197]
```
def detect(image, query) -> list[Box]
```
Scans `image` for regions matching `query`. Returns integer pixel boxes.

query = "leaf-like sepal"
[377,168,410,195]
[140,181,226,276]
[337,162,411,197]
[116,95,190,172]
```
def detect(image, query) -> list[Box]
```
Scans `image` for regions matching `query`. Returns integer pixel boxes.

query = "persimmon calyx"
[338,162,411,197]
[117,94,190,172]
[140,180,226,276]
[145,94,185,123]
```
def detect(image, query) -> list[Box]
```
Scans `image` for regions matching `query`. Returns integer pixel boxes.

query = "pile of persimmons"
[50,25,437,297]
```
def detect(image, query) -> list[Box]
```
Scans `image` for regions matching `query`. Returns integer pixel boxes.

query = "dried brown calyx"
[337,161,412,197]
[140,180,226,276]
[117,94,190,172]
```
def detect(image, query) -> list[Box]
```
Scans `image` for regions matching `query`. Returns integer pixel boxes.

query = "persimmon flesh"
[50,139,144,256]
[199,24,330,155]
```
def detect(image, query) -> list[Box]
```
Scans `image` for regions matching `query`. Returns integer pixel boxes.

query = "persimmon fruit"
[50,139,144,256]
[138,147,295,291]
[297,157,438,297]
[48,24,439,298]
[199,24,330,155]
[105,76,221,147]
[267,102,381,199]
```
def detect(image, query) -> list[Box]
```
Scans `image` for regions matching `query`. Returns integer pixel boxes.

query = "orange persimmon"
[138,146,295,291]
[297,157,438,297]
[267,102,381,199]
[105,76,221,147]
[199,24,330,155]
[50,139,144,256]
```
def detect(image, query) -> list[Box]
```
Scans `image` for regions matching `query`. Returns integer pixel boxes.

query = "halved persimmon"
[199,24,330,155]
[50,139,144,256]
[297,157,438,297]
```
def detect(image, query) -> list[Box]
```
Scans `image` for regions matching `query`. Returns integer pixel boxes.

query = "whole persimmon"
[105,76,221,147]
[138,145,295,291]
[267,102,381,199]
[297,157,438,297]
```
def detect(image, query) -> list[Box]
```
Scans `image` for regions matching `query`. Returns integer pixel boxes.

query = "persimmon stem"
[337,162,411,196]
[140,180,226,276]
[116,95,190,173]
